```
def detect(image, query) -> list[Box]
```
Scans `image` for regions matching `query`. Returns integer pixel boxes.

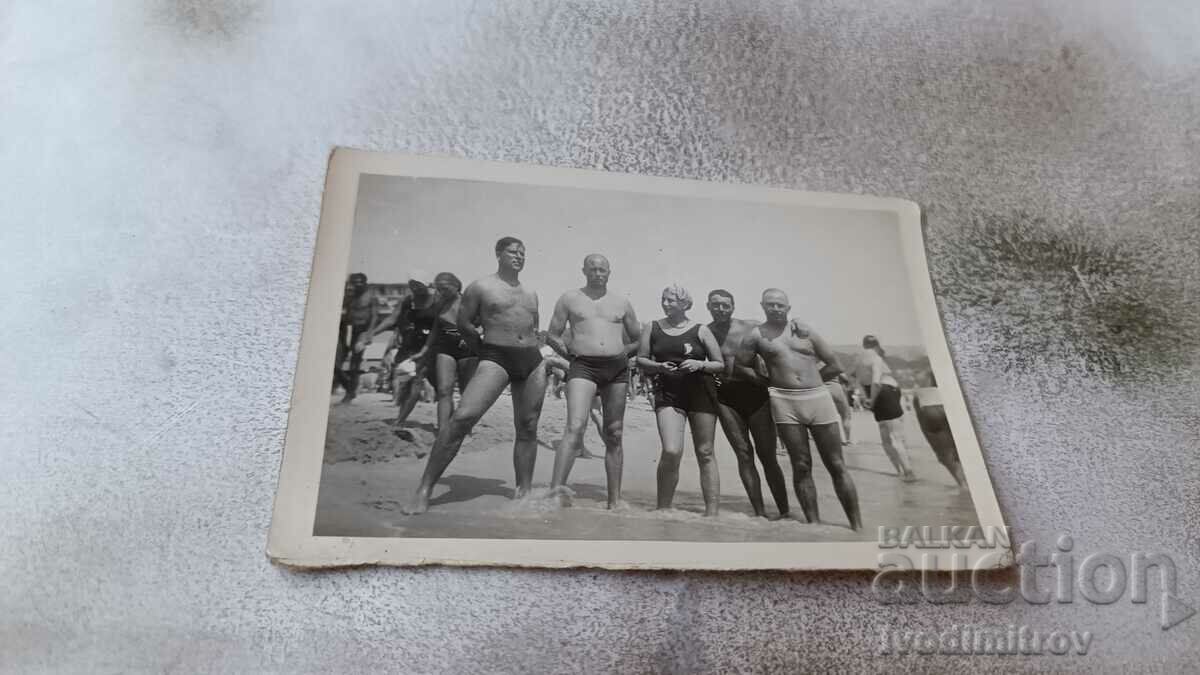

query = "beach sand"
[314,389,978,542]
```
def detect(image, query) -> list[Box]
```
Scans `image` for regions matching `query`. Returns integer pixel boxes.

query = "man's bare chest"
[482,287,535,315]
[570,295,624,324]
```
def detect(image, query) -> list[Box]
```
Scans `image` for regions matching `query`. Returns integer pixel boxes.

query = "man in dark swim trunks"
[706,289,789,519]
[404,237,549,514]
[737,289,862,531]
[545,254,642,509]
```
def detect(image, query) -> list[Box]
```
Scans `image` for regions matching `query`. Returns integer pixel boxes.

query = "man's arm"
[457,283,484,352]
[733,329,769,385]
[372,302,404,335]
[621,299,642,357]
[358,298,402,349]
[808,326,842,378]
[544,293,571,357]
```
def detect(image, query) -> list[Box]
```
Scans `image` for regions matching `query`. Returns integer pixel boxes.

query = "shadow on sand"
[428,474,512,507]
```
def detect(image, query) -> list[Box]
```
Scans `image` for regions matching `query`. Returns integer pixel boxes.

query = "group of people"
[333,236,969,530]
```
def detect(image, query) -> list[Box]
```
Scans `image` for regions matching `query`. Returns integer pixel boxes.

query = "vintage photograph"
[268,150,1007,570]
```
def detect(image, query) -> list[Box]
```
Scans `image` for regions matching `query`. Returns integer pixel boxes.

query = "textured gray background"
[4,0,1198,672]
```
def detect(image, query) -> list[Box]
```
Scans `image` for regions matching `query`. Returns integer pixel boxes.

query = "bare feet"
[575,447,599,460]
[767,511,788,521]
[546,486,573,507]
[401,491,430,515]
[901,471,918,483]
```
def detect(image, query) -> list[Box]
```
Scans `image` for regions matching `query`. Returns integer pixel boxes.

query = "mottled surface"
[4,1,1199,672]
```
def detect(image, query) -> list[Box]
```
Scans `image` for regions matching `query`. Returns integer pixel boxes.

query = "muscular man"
[705,289,789,519]
[737,289,862,531]
[334,273,377,403]
[403,237,549,514]
[546,254,641,509]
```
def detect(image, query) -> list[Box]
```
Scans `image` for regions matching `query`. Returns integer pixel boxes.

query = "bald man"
[546,254,641,509]
[736,289,862,531]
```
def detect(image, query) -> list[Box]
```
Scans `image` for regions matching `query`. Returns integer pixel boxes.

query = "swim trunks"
[872,383,904,422]
[653,372,717,413]
[716,379,770,418]
[768,385,840,426]
[434,319,474,360]
[477,343,543,382]
[567,354,629,388]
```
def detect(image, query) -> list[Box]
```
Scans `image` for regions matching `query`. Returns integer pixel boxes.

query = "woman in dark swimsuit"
[417,272,478,431]
[635,285,726,516]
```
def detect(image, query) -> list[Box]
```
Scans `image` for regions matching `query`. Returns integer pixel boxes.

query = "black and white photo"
[268,149,1007,570]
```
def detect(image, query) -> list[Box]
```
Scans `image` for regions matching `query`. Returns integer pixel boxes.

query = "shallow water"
[315,393,978,542]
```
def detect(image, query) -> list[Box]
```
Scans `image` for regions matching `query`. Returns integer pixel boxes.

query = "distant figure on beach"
[334,273,377,403]
[705,289,789,520]
[820,367,854,445]
[913,371,968,490]
[403,237,548,514]
[738,289,862,531]
[853,334,915,482]
[546,254,642,509]
[637,285,725,516]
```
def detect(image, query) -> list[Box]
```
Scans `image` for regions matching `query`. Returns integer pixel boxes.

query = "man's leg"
[457,357,478,393]
[404,360,510,514]
[811,421,862,531]
[777,423,818,523]
[688,411,721,516]
[589,396,604,438]
[654,407,687,509]
[716,402,766,517]
[598,383,629,509]
[747,403,789,518]
[342,326,366,402]
[333,327,349,394]
[433,353,459,431]
[550,377,600,496]
[928,429,968,489]
[510,364,549,499]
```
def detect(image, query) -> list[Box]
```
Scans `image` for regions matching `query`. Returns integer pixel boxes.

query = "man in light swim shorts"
[736,289,862,531]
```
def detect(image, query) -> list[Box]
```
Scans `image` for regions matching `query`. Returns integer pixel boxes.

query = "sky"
[348,175,924,346]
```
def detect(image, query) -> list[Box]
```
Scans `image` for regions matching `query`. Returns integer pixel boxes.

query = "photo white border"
[267,148,1010,571]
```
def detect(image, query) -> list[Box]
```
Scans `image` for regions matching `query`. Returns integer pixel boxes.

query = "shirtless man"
[404,237,549,514]
[706,289,789,519]
[546,254,641,508]
[335,273,377,403]
[737,289,862,530]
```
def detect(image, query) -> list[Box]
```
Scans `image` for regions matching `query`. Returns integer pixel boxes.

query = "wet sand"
[314,390,978,542]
